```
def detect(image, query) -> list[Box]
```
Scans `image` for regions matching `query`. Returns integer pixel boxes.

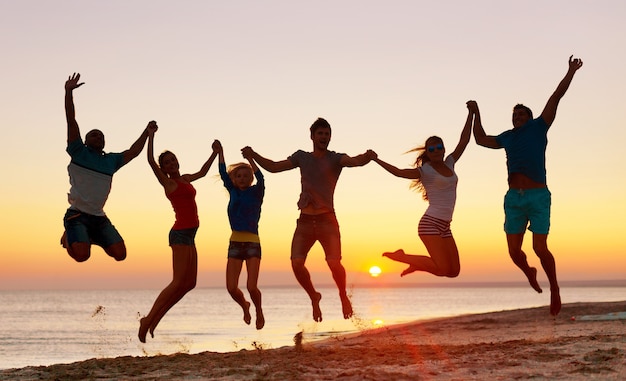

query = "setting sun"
[369,266,382,278]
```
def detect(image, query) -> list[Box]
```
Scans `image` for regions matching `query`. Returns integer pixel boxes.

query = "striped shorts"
[418,214,453,238]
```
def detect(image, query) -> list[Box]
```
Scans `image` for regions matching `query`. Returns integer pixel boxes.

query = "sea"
[1,283,624,370]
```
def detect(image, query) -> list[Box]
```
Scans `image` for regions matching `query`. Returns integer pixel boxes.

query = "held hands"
[146,121,158,136]
[65,73,85,91]
[366,149,378,161]
[466,100,478,113]
[568,55,583,72]
[241,146,254,159]
[212,139,223,153]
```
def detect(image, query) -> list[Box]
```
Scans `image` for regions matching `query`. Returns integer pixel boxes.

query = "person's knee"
[226,282,239,295]
[69,243,91,262]
[446,266,460,278]
[532,241,549,255]
[71,250,91,263]
[291,258,306,271]
[247,285,260,296]
[186,278,197,292]
[106,242,127,261]
[325,258,343,269]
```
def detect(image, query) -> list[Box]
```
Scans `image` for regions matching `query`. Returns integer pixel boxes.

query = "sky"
[1,0,625,291]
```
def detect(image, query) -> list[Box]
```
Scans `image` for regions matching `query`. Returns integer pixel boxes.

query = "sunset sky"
[1,1,624,290]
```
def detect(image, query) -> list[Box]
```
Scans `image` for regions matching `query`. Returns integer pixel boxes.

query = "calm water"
[0,285,624,370]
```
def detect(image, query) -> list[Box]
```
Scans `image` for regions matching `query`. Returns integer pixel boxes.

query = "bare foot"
[382,249,406,262]
[243,301,252,325]
[255,308,265,330]
[311,292,322,322]
[550,288,561,316]
[400,265,418,277]
[527,267,543,293]
[340,294,353,319]
[138,317,149,343]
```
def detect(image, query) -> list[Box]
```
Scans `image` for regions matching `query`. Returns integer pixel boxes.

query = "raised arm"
[65,73,85,144]
[449,101,474,162]
[240,146,295,173]
[122,123,152,165]
[339,150,374,167]
[146,122,170,188]
[373,156,420,180]
[241,145,260,173]
[540,55,583,126]
[186,141,219,182]
[214,139,224,165]
[471,101,500,149]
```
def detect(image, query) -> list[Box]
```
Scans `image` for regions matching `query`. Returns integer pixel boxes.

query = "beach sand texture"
[3,300,625,380]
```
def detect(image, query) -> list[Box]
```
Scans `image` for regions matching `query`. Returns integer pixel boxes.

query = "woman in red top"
[138,122,219,343]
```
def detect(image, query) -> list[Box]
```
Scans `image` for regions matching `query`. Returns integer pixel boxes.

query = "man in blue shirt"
[472,56,583,316]
[61,73,153,263]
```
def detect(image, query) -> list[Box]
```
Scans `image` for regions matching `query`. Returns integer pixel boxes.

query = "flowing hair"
[227,162,253,184]
[407,136,443,201]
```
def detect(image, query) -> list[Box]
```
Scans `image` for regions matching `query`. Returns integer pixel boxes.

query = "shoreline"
[2,300,625,380]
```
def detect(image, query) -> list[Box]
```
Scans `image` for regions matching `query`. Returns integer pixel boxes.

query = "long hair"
[227,162,254,185]
[407,136,443,201]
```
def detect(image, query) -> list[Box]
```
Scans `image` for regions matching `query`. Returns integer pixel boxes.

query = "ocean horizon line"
[2,278,624,292]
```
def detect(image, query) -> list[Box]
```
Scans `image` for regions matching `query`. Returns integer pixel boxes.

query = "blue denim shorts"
[503,188,551,235]
[291,212,341,260]
[169,227,198,246]
[228,241,262,260]
[63,208,123,248]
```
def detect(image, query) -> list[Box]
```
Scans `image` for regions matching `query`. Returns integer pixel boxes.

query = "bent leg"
[384,236,460,278]
[245,258,264,329]
[104,241,127,261]
[62,216,91,262]
[68,240,91,262]
[139,245,197,342]
[533,234,560,316]
[226,258,251,325]
[506,233,542,293]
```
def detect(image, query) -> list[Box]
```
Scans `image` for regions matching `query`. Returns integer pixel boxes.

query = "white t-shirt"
[419,155,458,221]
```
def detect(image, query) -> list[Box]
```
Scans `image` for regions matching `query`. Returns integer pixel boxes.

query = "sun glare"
[369,266,382,278]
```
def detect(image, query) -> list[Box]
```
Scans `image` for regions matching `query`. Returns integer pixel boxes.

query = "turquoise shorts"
[503,188,551,235]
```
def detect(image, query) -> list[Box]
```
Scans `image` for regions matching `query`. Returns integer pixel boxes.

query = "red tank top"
[166,178,199,230]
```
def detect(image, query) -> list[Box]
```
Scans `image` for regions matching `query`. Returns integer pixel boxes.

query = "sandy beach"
[2,300,624,380]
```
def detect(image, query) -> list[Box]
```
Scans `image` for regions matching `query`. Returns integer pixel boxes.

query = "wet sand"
[3,300,625,380]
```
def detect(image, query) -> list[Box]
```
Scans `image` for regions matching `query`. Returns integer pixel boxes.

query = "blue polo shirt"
[495,117,549,184]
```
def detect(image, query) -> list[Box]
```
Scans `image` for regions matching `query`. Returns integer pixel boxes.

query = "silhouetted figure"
[241,118,374,322]
[215,140,266,330]
[472,56,584,316]
[372,102,474,278]
[138,126,218,342]
[61,73,152,262]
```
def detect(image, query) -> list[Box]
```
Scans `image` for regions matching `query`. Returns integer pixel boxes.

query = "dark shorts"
[291,212,341,260]
[63,208,123,248]
[503,187,551,235]
[228,241,262,260]
[169,227,198,246]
